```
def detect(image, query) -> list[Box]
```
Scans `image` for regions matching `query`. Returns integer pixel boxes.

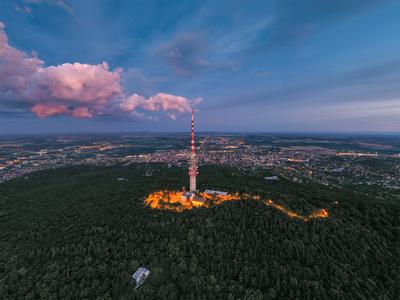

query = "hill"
[0,164,399,299]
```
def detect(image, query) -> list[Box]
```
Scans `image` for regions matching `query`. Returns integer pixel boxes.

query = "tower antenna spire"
[191,109,195,155]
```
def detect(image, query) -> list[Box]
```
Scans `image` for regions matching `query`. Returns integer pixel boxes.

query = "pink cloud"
[143,93,195,112]
[31,103,68,118]
[0,23,201,120]
[119,93,146,112]
[70,107,93,118]
[0,22,43,96]
[27,62,122,106]
[119,92,201,115]
[31,103,93,119]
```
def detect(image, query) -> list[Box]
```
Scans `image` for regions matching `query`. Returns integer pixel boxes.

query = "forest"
[0,163,399,299]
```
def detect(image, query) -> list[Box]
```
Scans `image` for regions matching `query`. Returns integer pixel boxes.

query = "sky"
[0,0,400,134]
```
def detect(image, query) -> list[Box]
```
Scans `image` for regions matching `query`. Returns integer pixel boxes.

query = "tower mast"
[189,109,197,194]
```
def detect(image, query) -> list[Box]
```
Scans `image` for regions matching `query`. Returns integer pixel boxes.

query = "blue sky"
[0,0,400,134]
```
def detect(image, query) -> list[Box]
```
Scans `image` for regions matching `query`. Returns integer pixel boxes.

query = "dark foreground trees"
[0,164,399,299]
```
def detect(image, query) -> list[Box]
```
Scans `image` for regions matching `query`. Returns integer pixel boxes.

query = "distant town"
[1,134,399,197]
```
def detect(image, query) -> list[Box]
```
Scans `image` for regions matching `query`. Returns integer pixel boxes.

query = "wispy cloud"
[17,0,74,15]
[122,68,168,96]
[283,99,400,122]
[256,0,392,49]
[252,69,272,78]
[155,33,236,76]
[210,58,400,109]
[15,4,32,14]
[212,19,272,56]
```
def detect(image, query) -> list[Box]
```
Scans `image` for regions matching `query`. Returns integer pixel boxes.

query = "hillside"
[0,164,399,299]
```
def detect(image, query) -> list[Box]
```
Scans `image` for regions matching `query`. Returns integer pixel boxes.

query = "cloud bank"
[0,22,200,119]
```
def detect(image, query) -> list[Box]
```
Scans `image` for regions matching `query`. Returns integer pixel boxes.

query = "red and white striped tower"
[189,109,197,193]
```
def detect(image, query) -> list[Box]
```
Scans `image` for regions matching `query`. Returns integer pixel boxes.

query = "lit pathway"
[144,190,329,221]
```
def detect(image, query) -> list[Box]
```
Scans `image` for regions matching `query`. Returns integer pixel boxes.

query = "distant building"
[132,267,150,288]
[204,189,228,196]
[265,176,278,181]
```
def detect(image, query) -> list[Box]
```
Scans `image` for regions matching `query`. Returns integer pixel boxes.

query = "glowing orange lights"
[144,190,329,221]
[144,190,192,212]
[264,199,329,221]
[198,191,241,203]
[144,190,242,212]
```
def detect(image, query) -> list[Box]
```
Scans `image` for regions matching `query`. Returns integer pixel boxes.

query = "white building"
[204,189,228,196]
[132,267,150,288]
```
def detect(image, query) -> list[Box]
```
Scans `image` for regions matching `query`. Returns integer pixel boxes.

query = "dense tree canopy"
[0,164,399,299]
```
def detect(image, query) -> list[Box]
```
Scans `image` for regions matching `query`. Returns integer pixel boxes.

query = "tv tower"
[189,109,198,194]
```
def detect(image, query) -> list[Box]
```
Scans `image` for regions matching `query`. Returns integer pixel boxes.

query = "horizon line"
[1,130,400,138]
